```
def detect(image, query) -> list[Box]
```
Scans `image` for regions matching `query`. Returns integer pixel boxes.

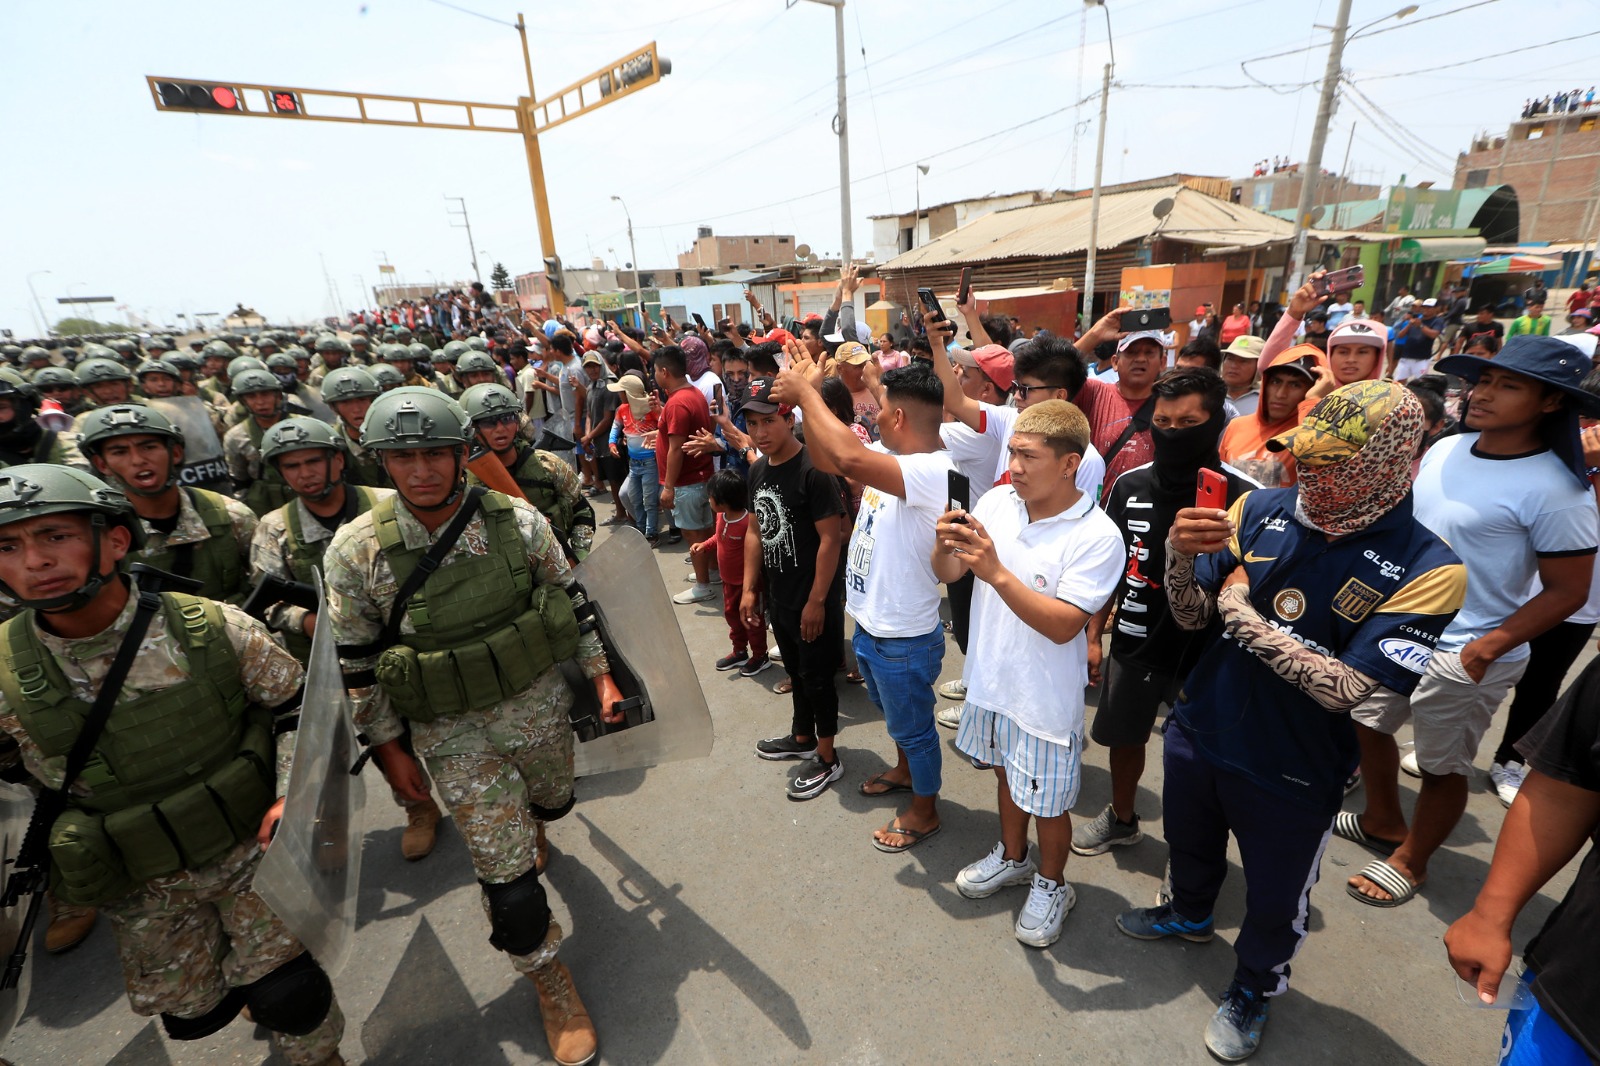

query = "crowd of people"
[0,259,1598,1064]
[1522,87,1596,117]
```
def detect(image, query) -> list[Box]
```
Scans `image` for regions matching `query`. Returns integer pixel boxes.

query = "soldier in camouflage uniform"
[308,336,351,389]
[30,365,89,418]
[461,383,594,561]
[73,356,140,424]
[134,358,181,400]
[325,389,622,1066]
[0,466,346,1065]
[320,367,387,488]
[224,369,297,516]
[82,405,256,603]
[378,343,437,391]
[431,340,468,397]
[0,368,89,472]
[249,417,445,860]
[369,363,405,393]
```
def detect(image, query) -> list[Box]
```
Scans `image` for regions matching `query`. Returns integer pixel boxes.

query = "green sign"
[590,291,627,312]
[1384,187,1468,233]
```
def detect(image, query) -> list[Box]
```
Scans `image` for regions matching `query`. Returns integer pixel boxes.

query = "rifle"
[240,572,319,621]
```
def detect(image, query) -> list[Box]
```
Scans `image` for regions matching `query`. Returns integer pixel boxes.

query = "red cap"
[970,344,1015,393]
[1195,304,1210,316]
[758,328,794,347]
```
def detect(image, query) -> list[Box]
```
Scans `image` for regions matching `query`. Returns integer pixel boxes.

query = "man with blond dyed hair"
[932,399,1124,949]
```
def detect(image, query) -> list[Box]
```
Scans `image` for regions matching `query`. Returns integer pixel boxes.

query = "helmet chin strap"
[0,515,118,612]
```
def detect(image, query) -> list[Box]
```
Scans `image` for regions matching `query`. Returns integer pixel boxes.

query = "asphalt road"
[3,519,1585,1065]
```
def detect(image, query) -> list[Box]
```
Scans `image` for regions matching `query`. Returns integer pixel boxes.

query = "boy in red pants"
[696,468,771,677]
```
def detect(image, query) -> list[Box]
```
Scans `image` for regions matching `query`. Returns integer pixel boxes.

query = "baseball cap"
[1570,307,1595,320]
[1194,304,1210,316]
[1117,330,1174,354]
[741,376,791,416]
[757,327,794,347]
[581,352,603,367]
[1267,380,1412,467]
[1421,298,1439,308]
[1261,343,1324,384]
[1222,335,1264,360]
[834,341,872,366]
[970,344,1015,393]
[1327,317,1388,350]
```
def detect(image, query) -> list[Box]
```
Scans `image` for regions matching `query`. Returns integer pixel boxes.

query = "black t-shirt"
[1102,463,1256,676]
[1517,654,1600,1060]
[749,447,846,613]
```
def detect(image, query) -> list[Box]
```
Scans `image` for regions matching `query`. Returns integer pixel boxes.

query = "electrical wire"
[1357,30,1600,80]
[852,0,898,210]
[420,0,517,28]
[1341,80,1455,168]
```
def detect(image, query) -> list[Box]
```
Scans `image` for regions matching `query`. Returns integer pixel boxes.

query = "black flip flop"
[858,772,912,797]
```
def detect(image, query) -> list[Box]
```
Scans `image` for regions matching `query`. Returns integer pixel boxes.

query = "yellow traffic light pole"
[146,14,669,315]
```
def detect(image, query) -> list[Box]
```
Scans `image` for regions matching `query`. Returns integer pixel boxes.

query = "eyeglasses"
[475,413,520,428]
[1013,383,1059,398]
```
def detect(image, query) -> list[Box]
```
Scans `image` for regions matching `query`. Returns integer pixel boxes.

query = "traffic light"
[600,53,670,97]
[270,90,301,115]
[154,81,243,112]
[544,256,564,297]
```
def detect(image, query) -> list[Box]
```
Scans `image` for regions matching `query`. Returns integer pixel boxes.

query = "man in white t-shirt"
[1344,336,1598,908]
[934,400,1123,948]
[771,360,954,854]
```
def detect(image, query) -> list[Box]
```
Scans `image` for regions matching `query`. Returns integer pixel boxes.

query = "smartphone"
[692,312,708,330]
[1124,307,1172,332]
[712,383,724,416]
[917,287,948,323]
[1196,468,1228,511]
[957,267,973,306]
[1314,265,1365,297]
[947,469,970,524]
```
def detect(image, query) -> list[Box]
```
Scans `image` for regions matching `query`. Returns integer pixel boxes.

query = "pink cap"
[1327,317,1387,350]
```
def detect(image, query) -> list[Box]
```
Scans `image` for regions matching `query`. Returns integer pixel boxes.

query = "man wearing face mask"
[1115,381,1466,1061]
[1075,367,1259,858]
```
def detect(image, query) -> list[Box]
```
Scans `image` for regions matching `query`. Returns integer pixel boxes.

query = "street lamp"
[1082,0,1115,332]
[1285,2,1416,293]
[25,270,51,337]
[795,0,852,262]
[611,195,643,327]
[914,164,930,249]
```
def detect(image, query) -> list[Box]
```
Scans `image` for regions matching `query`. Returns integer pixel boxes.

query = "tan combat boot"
[535,820,549,875]
[45,898,96,954]
[400,799,442,861]
[528,960,597,1066]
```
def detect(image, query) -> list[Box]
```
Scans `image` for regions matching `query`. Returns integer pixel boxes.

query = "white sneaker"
[1490,761,1525,808]
[672,584,716,605]
[1015,874,1076,948]
[938,679,967,700]
[1400,749,1421,778]
[955,841,1036,899]
[935,705,962,730]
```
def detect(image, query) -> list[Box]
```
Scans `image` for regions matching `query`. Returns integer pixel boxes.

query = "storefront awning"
[1390,236,1486,265]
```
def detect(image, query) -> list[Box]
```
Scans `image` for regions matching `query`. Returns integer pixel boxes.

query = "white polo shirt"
[962,486,1124,744]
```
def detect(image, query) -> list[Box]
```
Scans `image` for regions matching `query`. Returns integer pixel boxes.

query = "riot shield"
[144,395,230,493]
[254,573,366,976]
[0,783,32,1048]
[566,526,714,777]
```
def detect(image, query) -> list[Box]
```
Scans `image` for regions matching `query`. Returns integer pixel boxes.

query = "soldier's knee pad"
[480,865,550,956]
[528,790,575,822]
[242,951,334,1037]
[160,987,247,1040]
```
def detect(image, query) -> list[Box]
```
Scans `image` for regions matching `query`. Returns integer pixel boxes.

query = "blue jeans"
[853,624,945,796]
[627,453,660,537]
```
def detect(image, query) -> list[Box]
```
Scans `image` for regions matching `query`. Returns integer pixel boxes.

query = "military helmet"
[254,334,280,351]
[144,336,173,354]
[220,332,243,347]
[0,344,21,361]
[283,344,310,362]
[360,388,472,450]
[369,364,404,390]
[320,366,381,404]
[164,353,201,373]
[19,345,50,364]
[350,323,370,336]
[439,340,470,363]
[261,416,341,463]
[134,358,180,380]
[226,355,268,379]
[30,366,77,389]
[202,339,235,360]
[75,357,133,385]
[78,403,184,453]
[455,351,499,376]
[79,343,119,363]
[465,336,489,352]
[378,343,414,365]
[460,383,521,423]
[231,367,283,395]
[106,338,139,361]
[266,352,299,373]
[315,335,351,355]
[407,342,432,363]
[0,465,146,551]
[0,368,37,409]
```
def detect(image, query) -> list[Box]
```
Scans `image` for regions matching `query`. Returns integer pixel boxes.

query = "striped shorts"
[955,703,1082,818]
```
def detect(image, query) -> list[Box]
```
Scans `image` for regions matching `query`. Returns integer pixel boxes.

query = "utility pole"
[1287,0,1353,295]
[798,0,852,262]
[611,196,643,327]
[1082,0,1115,332]
[445,196,482,283]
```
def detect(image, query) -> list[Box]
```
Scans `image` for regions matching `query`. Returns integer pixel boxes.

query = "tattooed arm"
[1165,544,1215,630]
[1216,582,1378,711]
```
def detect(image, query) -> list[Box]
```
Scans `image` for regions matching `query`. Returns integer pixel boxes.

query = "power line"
[1358,30,1600,80]
[420,0,517,28]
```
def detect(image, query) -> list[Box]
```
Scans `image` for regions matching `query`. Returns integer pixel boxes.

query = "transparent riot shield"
[144,395,230,493]
[567,526,715,777]
[254,573,366,976]
[0,783,32,1047]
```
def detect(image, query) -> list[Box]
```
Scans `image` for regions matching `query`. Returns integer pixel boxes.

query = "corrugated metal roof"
[878,185,1294,272]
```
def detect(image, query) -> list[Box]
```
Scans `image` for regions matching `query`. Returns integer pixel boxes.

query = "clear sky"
[3,0,1592,333]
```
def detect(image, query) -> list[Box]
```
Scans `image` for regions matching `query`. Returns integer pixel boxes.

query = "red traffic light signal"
[154,81,242,112]
[271,90,300,114]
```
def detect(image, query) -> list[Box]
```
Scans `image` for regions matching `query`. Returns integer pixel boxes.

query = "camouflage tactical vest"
[133,487,245,603]
[243,417,295,516]
[277,485,381,662]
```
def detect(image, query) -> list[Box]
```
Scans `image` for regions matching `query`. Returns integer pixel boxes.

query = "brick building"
[1230,168,1382,216]
[1455,111,1600,242]
[676,227,797,272]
